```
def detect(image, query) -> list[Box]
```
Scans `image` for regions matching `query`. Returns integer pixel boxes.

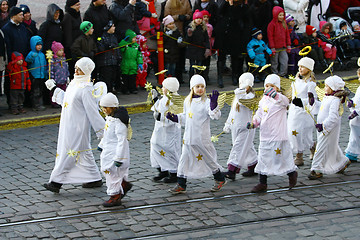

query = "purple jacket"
[49,56,70,85]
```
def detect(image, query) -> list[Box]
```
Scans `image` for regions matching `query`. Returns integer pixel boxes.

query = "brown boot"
[309,142,316,160]
[294,153,304,166]
[121,180,133,199]
[288,171,298,189]
[251,183,267,193]
[103,194,122,207]
[337,160,351,174]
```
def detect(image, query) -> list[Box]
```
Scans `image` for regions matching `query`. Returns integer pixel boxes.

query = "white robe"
[177,97,222,179]
[345,86,360,157]
[224,89,257,169]
[49,75,105,184]
[287,78,318,153]
[253,94,297,176]
[311,95,349,174]
[99,116,130,196]
[150,96,181,173]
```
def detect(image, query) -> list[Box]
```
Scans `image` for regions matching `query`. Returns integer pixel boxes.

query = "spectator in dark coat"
[192,0,218,28]
[249,0,273,43]
[38,4,64,52]
[109,0,139,41]
[0,0,10,29]
[62,0,82,78]
[83,0,110,40]
[2,7,30,107]
[20,4,38,37]
[213,0,252,87]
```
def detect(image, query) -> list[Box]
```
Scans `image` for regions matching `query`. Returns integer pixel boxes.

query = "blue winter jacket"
[247,38,272,67]
[25,35,47,79]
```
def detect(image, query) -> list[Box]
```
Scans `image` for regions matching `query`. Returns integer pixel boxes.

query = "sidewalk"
[0,61,357,130]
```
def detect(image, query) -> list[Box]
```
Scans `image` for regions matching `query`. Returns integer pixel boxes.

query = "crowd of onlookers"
[0,0,360,116]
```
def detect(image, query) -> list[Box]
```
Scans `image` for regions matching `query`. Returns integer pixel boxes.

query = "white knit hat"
[100,93,119,107]
[325,75,345,91]
[190,74,206,89]
[264,74,280,89]
[239,72,254,89]
[75,57,95,76]
[298,57,315,71]
[162,77,180,93]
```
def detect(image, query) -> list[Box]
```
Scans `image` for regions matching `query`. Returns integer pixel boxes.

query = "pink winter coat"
[267,6,291,49]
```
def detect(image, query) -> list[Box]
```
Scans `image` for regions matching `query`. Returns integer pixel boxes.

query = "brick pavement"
[1,102,360,239]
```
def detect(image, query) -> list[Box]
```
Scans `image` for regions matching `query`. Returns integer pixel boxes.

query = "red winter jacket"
[318,21,334,49]
[267,6,291,49]
[7,52,31,90]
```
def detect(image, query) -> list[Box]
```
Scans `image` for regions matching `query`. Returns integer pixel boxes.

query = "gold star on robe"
[320,105,324,111]
[104,170,110,174]
[64,102,69,108]
[189,112,193,118]
[105,123,109,130]
[160,150,165,156]
[274,148,281,155]
[196,154,203,161]
[263,106,268,113]
[56,153,59,158]
[354,103,357,107]
[231,118,234,123]
[292,130,298,136]
[182,139,185,144]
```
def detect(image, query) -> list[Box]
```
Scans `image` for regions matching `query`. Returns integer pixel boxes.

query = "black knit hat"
[251,28,262,38]
[66,0,80,8]
[103,20,114,31]
[9,6,22,18]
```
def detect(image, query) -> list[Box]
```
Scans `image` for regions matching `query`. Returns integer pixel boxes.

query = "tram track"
[1,179,359,228]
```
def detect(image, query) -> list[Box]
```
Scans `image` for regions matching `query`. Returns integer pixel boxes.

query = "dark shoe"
[224,171,236,180]
[11,109,19,115]
[288,171,298,189]
[130,90,138,94]
[211,180,227,192]
[33,105,46,111]
[294,153,304,166]
[337,160,351,174]
[82,180,103,188]
[153,168,169,182]
[18,108,27,113]
[43,182,61,193]
[242,170,258,177]
[103,194,122,207]
[168,184,186,194]
[163,173,178,183]
[308,170,323,180]
[121,180,133,199]
[251,183,267,193]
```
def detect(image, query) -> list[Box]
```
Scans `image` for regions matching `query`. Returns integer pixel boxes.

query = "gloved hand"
[151,13,157,18]
[308,92,315,106]
[292,97,303,108]
[165,30,173,35]
[97,146,103,152]
[151,88,160,101]
[177,37,183,44]
[209,90,219,110]
[45,79,56,90]
[67,77,70,84]
[286,46,291,53]
[264,87,277,98]
[204,49,211,58]
[325,43,332,49]
[32,52,38,58]
[293,39,299,46]
[315,123,323,132]
[246,122,254,129]
[187,28,193,37]
[347,99,354,108]
[178,14,186,22]
[166,112,178,122]
[138,64,143,71]
[114,161,123,167]
[153,111,161,121]
[271,48,276,56]
[349,110,358,120]
[223,125,230,133]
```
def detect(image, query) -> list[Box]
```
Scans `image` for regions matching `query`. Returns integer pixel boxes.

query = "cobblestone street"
[1,103,360,239]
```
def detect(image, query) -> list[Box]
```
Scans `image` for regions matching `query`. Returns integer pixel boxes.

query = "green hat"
[125,29,137,42]
[80,21,93,34]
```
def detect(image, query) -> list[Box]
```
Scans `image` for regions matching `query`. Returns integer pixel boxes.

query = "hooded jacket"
[118,29,143,75]
[25,35,47,79]
[267,6,291,49]
[38,4,64,52]
[317,21,335,48]
[7,51,31,90]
